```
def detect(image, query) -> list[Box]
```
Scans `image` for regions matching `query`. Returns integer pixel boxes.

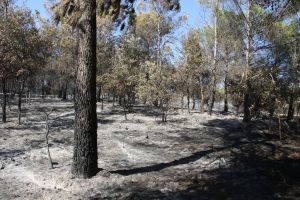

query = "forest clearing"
[1,0,300,199]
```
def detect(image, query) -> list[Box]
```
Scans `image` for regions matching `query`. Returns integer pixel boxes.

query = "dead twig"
[40,107,55,169]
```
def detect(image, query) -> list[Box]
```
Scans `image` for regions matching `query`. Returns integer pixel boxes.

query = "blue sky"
[16,0,209,29]
[16,0,50,17]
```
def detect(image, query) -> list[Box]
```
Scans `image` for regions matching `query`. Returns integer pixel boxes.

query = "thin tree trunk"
[18,94,22,125]
[181,95,184,112]
[278,115,282,140]
[200,86,205,113]
[192,94,195,110]
[62,82,68,100]
[101,94,104,111]
[26,87,30,104]
[123,97,127,120]
[243,81,251,122]
[243,0,252,123]
[224,76,228,113]
[45,112,53,169]
[18,79,25,125]
[161,112,167,122]
[224,52,229,113]
[58,84,62,98]
[97,86,101,102]
[112,93,115,107]
[236,104,240,116]
[209,0,219,116]
[187,89,190,113]
[41,79,45,99]
[2,78,7,123]
[287,95,294,122]
[72,0,98,178]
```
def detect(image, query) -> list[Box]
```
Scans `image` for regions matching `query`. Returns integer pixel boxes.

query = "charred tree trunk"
[161,112,167,122]
[71,0,98,178]
[287,95,294,122]
[224,88,228,113]
[17,80,25,125]
[192,94,195,110]
[187,89,190,113]
[62,82,68,100]
[97,86,101,102]
[122,97,127,120]
[181,95,184,112]
[41,80,45,99]
[112,93,115,107]
[224,62,229,113]
[101,94,104,111]
[200,86,205,113]
[243,81,251,122]
[209,0,219,116]
[2,78,7,123]
[243,0,252,123]
[58,85,62,99]
[209,88,216,115]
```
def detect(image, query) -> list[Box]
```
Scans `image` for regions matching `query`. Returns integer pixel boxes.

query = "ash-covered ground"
[0,99,300,200]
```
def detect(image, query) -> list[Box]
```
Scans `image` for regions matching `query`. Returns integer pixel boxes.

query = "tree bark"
[187,88,190,113]
[45,112,53,169]
[192,94,195,110]
[101,94,104,111]
[287,95,294,122]
[112,93,115,107]
[181,95,184,112]
[200,86,205,113]
[224,75,228,113]
[224,51,229,113]
[71,0,98,179]
[41,79,45,99]
[2,78,7,123]
[97,86,101,102]
[18,80,25,125]
[243,0,252,123]
[243,80,251,122]
[62,82,68,100]
[209,0,219,116]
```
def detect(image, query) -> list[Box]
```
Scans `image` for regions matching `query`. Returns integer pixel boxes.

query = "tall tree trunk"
[2,78,7,123]
[71,0,98,178]
[243,0,252,123]
[209,0,219,116]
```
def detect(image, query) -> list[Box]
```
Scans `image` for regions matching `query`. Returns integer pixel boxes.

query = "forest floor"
[0,99,300,200]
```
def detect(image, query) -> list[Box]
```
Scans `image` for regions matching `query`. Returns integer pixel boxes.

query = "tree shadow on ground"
[107,118,300,200]
[0,149,25,158]
[97,118,116,124]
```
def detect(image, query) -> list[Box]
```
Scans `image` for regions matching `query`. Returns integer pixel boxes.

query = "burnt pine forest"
[0,0,300,199]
